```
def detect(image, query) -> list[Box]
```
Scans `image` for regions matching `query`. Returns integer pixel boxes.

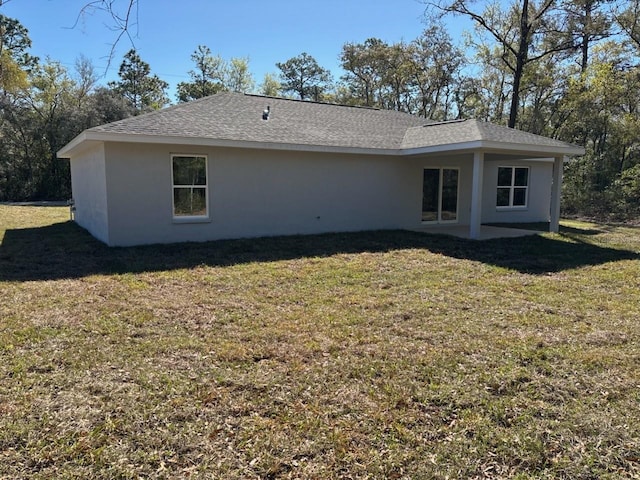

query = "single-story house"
[57,92,584,247]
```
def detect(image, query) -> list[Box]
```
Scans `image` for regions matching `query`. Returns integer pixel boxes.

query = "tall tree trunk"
[509,0,530,128]
[581,1,593,72]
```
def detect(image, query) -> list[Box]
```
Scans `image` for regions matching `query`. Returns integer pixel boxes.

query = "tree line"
[1,1,639,219]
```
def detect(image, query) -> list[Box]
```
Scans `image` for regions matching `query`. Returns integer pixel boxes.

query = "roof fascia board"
[480,140,585,156]
[57,131,89,157]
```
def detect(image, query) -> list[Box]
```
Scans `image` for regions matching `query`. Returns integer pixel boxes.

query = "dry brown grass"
[1,206,639,479]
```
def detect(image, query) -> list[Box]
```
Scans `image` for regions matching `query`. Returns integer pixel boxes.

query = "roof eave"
[58,132,586,159]
[401,140,585,157]
[57,131,90,158]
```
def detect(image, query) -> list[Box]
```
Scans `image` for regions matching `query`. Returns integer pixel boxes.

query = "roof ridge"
[420,119,466,127]
[466,118,487,140]
[243,92,385,111]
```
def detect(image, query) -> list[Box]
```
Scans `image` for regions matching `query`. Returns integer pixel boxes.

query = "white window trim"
[496,166,529,210]
[421,167,460,224]
[171,154,210,223]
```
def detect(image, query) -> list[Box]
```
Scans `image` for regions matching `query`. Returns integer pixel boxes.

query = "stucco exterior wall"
[69,143,109,244]
[69,143,556,246]
[481,159,553,224]
[103,143,420,246]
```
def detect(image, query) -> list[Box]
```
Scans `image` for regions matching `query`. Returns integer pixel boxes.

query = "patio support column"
[470,151,484,240]
[550,155,564,233]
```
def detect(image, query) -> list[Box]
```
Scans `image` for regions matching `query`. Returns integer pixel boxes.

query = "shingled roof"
[401,118,581,151]
[58,92,584,157]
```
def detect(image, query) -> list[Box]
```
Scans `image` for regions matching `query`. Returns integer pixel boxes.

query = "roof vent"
[262,106,270,120]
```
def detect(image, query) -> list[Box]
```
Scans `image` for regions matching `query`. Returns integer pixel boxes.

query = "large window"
[172,155,208,218]
[497,166,529,208]
[422,168,459,223]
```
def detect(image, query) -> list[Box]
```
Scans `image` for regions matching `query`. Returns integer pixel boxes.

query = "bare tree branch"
[69,0,138,71]
[612,0,640,51]
[427,0,520,58]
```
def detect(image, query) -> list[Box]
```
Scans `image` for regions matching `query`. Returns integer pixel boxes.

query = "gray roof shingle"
[66,92,583,156]
[401,119,578,150]
[89,92,427,150]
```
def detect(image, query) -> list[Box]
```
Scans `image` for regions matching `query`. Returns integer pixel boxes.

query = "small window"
[497,166,529,208]
[172,155,208,218]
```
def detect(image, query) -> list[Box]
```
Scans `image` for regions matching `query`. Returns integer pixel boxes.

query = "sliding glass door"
[422,168,459,223]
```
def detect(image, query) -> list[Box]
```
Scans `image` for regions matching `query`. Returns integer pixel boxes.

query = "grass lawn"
[1,205,639,479]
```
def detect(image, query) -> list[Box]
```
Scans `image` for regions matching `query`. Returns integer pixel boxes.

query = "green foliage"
[614,164,640,215]
[0,48,27,93]
[0,14,37,71]
[259,72,281,97]
[0,14,35,94]
[557,42,640,218]
[176,45,226,102]
[410,26,463,119]
[176,46,256,102]
[276,52,333,100]
[614,0,640,51]
[339,34,463,116]
[434,0,608,127]
[0,20,136,201]
[340,38,386,107]
[227,57,255,93]
[0,59,81,200]
[108,49,169,112]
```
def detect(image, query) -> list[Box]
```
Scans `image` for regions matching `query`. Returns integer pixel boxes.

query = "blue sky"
[1,0,471,101]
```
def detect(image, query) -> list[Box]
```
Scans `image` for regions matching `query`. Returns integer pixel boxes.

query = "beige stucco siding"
[213,148,416,237]
[103,143,418,246]
[104,143,176,245]
[69,143,109,244]
[481,159,553,224]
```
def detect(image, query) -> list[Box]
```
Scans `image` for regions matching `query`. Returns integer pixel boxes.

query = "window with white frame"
[496,166,529,208]
[171,155,208,218]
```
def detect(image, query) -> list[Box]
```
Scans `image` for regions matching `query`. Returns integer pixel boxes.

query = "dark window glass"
[173,187,207,216]
[514,168,529,186]
[496,188,510,207]
[173,156,206,186]
[513,188,527,206]
[441,169,458,221]
[422,169,439,222]
[497,167,513,186]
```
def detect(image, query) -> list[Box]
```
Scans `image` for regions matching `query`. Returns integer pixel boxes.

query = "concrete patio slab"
[409,225,544,240]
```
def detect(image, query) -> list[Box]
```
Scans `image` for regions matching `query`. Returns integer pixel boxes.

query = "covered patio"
[403,120,585,240]
[467,152,565,240]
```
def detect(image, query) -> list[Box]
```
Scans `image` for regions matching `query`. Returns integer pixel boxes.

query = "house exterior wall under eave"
[69,142,109,244]
[102,142,418,246]
[481,159,554,224]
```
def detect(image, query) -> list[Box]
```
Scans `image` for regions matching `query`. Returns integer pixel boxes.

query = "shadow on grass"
[1,221,638,282]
